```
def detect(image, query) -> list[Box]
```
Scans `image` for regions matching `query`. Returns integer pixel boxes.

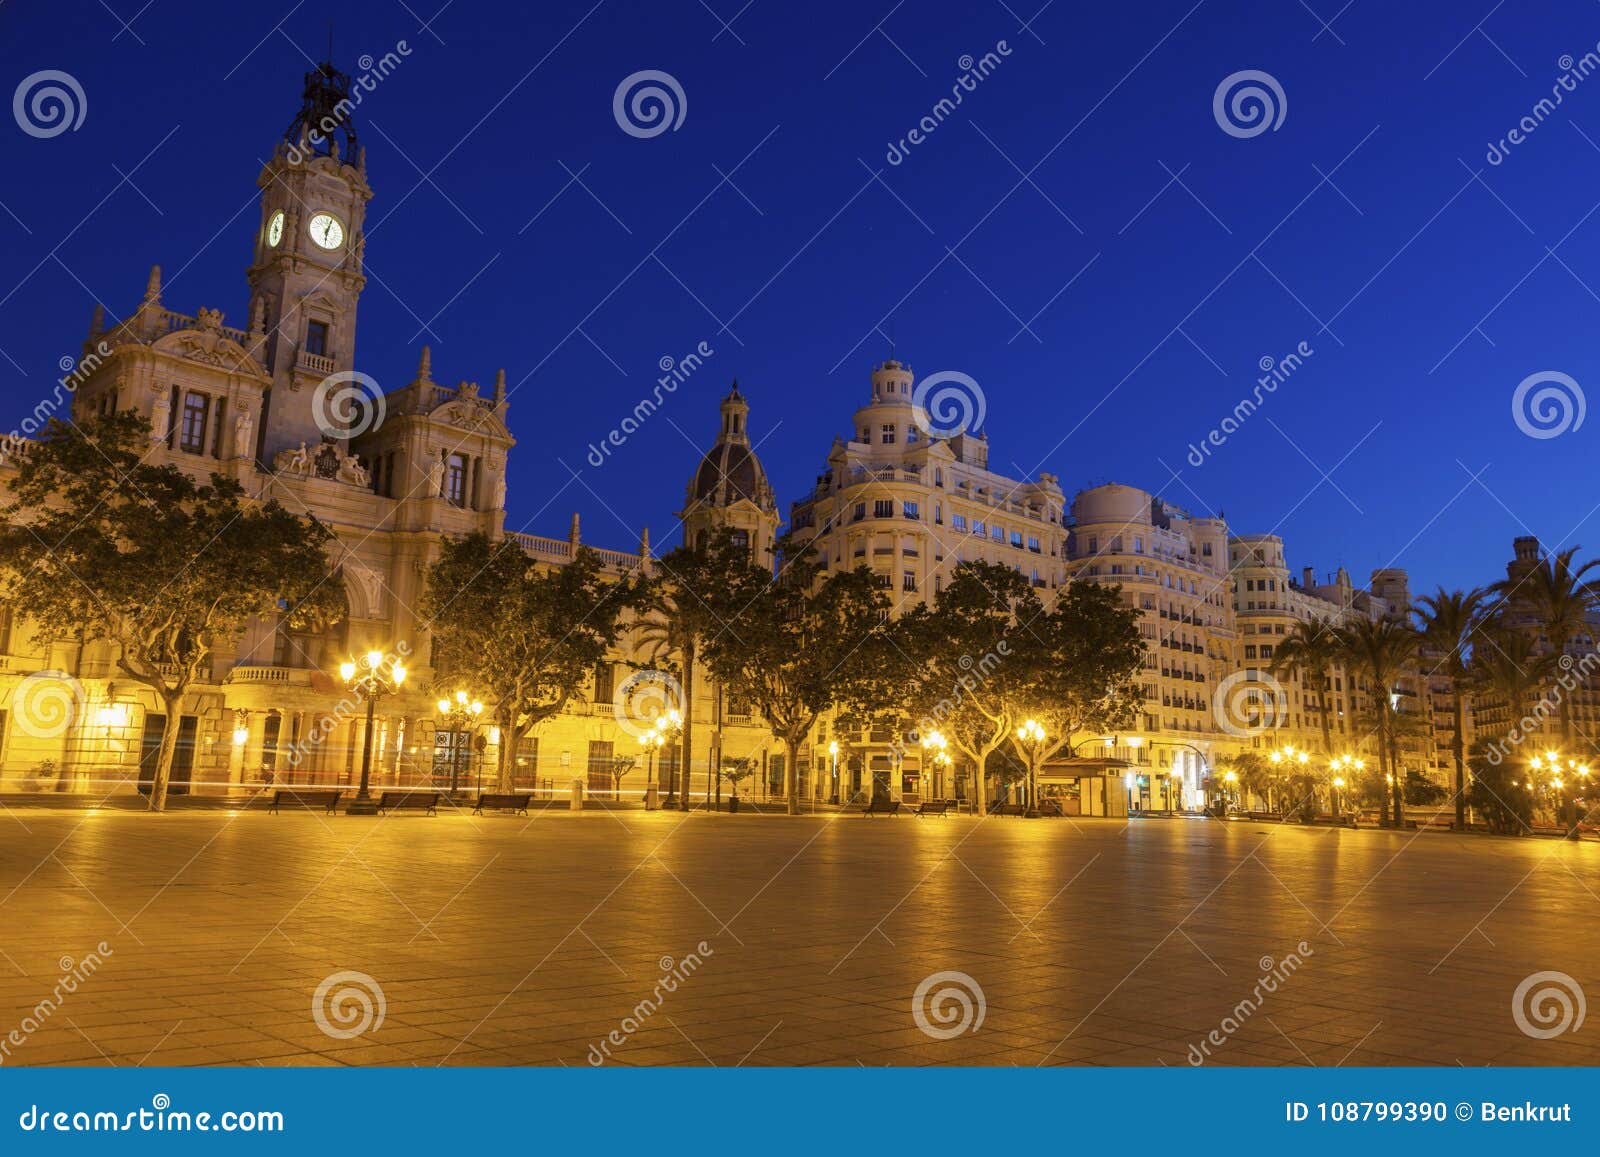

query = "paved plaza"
[0,806,1596,1067]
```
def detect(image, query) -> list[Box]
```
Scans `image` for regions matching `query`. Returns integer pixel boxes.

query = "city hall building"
[0,61,1448,811]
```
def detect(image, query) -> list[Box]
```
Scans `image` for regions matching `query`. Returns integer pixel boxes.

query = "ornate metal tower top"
[283,61,360,162]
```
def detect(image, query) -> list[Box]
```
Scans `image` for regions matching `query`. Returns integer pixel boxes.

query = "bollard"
[570,778,584,811]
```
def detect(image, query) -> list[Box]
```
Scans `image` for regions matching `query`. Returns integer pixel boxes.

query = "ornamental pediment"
[151,321,268,377]
[428,396,511,440]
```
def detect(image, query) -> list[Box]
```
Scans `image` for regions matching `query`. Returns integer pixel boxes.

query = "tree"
[610,754,638,799]
[1412,587,1487,829]
[1465,738,1534,835]
[0,412,344,811]
[1007,580,1146,811]
[633,532,760,810]
[1492,545,1599,836]
[1269,619,1342,759]
[1335,617,1420,828]
[898,562,1038,815]
[701,541,892,815]
[422,534,643,792]
[1227,752,1276,811]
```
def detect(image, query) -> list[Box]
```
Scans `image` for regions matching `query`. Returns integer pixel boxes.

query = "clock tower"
[248,61,374,462]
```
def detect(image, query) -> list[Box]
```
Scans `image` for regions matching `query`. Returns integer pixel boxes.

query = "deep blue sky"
[3,0,1599,593]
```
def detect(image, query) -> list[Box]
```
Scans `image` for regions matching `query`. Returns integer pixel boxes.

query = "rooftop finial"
[493,368,506,404]
[88,303,104,336]
[144,264,162,304]
[569,512,581,545]
[417,345,432,381]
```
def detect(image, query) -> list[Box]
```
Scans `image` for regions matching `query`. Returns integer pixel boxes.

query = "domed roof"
[692,442,767,506]
[685,382,776,513]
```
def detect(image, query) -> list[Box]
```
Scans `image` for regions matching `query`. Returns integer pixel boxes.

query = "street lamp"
[1530,751,1588,838]
[1015,718,1046,816]
[637,728,667,808]
[654,709,684,806]
[340,649,407,815]
[435,689,484,795]
[828,740,840,805]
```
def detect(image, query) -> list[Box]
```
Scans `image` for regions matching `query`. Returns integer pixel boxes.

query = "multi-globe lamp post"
[435,689,484,794]
[1529,750,1590,837]
[921,730,951,806]
[1015,719,1046,816]
[1329,753,1363,819]
[648,709,684,807]
[339,649,407,815]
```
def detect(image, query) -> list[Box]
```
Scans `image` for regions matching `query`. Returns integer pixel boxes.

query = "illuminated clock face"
[265,210,284,247]
[308,212,345,251]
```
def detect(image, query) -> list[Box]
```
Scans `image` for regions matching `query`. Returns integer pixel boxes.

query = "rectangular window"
[972,520,986,536]
[991,525,1004,542]
[1134,536,1143,553]
[1028,536,1040,553]
[902,501,919,519]
[179,392,208,453]
[446,453,468,506]
[880,424,896,444]
[951,513,967,531]
[854,502,866,521]
[902,571,917,592]
[305,321,329,358]
[1010,531,1023,547]
[593,662,615,703]
[873,499,893,518]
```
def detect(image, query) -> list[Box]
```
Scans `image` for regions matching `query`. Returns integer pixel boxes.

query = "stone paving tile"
[1,811,1598,1066]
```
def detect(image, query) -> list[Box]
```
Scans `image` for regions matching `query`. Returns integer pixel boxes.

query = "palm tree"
[1492,545,1600,834]
[1413,587,1487,829]
[1270,619,1342,760]
[1336,617,1420,828]
[1472,623,1560,748]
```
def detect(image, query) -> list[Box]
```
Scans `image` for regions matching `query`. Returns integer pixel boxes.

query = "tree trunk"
[147,690,184,813]
[678,643,695,810]
[1452,684,1467,830]
[1317,675,1334,759]
[784,735,799,816]
[1387,718,1403,828]
[497,715,520,792]
[972,751,989,816]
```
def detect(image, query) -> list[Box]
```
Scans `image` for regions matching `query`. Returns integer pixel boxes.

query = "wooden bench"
[1405,815,1454,830]
[914,800,951,818]
[472,792,532,816]
[1241,810,1283,823]
[861,799,900,817]
[989,802,1028,817]
[377,791,439,816]
[267,789,342,814]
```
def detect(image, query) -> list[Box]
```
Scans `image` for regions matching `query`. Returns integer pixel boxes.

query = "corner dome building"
[680,382,780,562]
